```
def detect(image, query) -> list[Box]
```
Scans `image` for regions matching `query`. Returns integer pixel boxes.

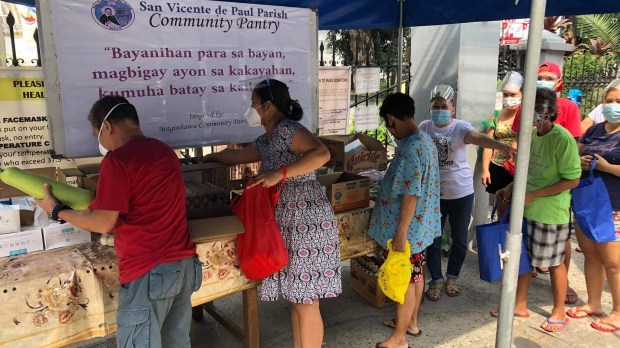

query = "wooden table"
[0,210,379,348]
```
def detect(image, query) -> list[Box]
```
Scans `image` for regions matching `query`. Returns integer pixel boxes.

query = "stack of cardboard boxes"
[0,167,91,258]
[318,134,392,307]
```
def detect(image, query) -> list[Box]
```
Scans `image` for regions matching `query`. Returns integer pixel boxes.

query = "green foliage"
[576,14,620,54]
[562,52,618,117]
[441,232,451,257]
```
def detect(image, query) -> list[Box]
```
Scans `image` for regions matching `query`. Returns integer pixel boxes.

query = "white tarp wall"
[38,0,318,158]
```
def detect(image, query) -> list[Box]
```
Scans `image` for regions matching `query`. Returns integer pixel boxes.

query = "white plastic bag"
[0,205,21,234]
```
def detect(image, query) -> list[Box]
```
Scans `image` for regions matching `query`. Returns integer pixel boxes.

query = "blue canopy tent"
[4,1,620,347]
[6,0,620,29]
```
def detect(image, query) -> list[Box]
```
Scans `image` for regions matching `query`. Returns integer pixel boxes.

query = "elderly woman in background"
[567,78,620,333]
[420,85,515,302]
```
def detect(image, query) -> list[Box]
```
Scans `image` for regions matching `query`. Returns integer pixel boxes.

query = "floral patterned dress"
[368,131,442,254]
[491,122,517,166]
[254,119,342,304]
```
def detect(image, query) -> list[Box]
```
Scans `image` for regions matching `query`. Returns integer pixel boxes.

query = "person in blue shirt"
[368,93,441,348]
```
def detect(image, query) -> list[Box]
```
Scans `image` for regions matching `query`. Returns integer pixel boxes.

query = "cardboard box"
[0,167,56,199]
[319,134,388,173]
[182,159,231,220]
[350,257,394,307]
[57,168,84,188]
[10,196,36,227]
[189,215,244,243]
[318,173,370,213]
[0,227,44,257]
[336,202,380,259]
[77,163,101,175]
[82,175,99,194]
[42,222,91,250]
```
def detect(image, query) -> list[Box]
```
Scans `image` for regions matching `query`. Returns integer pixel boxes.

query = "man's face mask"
[97,103,127,156]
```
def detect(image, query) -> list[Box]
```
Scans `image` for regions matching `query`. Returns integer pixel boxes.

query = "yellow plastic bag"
[377,239,413,304]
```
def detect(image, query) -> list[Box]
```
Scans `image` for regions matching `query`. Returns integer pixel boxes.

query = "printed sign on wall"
[318,67,351,135]
[0,68,75,169]
[41,0,317,157]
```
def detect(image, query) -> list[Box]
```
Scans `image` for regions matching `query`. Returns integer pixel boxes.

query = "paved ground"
[72,237,619,348]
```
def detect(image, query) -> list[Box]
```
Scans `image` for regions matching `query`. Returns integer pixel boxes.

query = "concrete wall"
[409,24,461,122]
[410,21,501,244]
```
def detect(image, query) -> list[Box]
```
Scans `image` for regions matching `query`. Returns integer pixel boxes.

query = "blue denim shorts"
[116,256,202,348]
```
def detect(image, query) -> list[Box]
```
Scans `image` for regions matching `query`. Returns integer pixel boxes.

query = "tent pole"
[495,0,546,347]
[397,0,404,89]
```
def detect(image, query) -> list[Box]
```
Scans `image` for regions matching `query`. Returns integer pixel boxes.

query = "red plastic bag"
[230,168,288,280]
[503,159,515,176]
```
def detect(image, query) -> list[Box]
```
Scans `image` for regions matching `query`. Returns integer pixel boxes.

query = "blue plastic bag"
[571,159,615,243]
[476,205,532,283]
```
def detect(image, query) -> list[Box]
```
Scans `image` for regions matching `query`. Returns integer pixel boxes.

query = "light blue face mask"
[430,110,451,125]
[603,104,620,123]
[536,80,556,91]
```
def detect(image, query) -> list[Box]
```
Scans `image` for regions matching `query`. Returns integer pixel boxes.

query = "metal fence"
[319,29,410,144]
[497,45,620,118]
[563,54,620,116]
[2,10,41,67]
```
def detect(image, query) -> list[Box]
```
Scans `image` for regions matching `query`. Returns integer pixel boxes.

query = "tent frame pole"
[495,0,547,346]
[397,0,404,89]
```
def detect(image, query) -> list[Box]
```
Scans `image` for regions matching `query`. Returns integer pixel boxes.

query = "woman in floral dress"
[204,79,341,348]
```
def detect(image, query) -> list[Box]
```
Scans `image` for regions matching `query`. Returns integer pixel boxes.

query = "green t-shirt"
[524,125,581,224]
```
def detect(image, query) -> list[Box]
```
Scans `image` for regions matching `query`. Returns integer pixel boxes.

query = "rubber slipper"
[374,344,411,348]
[382,319,422,337]
[489,307,530,318]
[535,267,549,274]
[566,307,605,319]
[565,286,579,305]
[540,317,569,332]
[591,320,620,333]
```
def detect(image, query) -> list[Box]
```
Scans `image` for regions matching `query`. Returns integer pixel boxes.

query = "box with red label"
[317,173,370,213]
[319,134,388,173]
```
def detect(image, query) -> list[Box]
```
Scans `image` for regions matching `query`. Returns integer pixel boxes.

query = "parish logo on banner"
[91,0,135,31]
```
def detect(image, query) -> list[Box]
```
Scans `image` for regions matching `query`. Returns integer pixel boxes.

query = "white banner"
[354,67,380,95]
[354,105,379,132]
[40,0,317,158]
[0,68,75,169]
[318,67,351,136]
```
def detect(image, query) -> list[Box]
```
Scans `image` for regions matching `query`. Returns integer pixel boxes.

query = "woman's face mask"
[430,110,451,125]
[244,102,267,127]
[603,104,620,123]
[502,97,521,109]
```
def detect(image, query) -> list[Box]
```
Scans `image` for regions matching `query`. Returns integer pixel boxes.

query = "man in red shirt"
[510,62,581,305]
[511,62,582,139]
[38,96,201,347]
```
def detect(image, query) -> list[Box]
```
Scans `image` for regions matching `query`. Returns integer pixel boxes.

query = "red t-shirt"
[89,137,196,284]
[511,97,582,137]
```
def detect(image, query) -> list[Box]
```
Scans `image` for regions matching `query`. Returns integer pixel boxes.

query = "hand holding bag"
[377,239,412,304]
[475,204,532,283]
[571,158,615,243]
[231,167,288,280]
